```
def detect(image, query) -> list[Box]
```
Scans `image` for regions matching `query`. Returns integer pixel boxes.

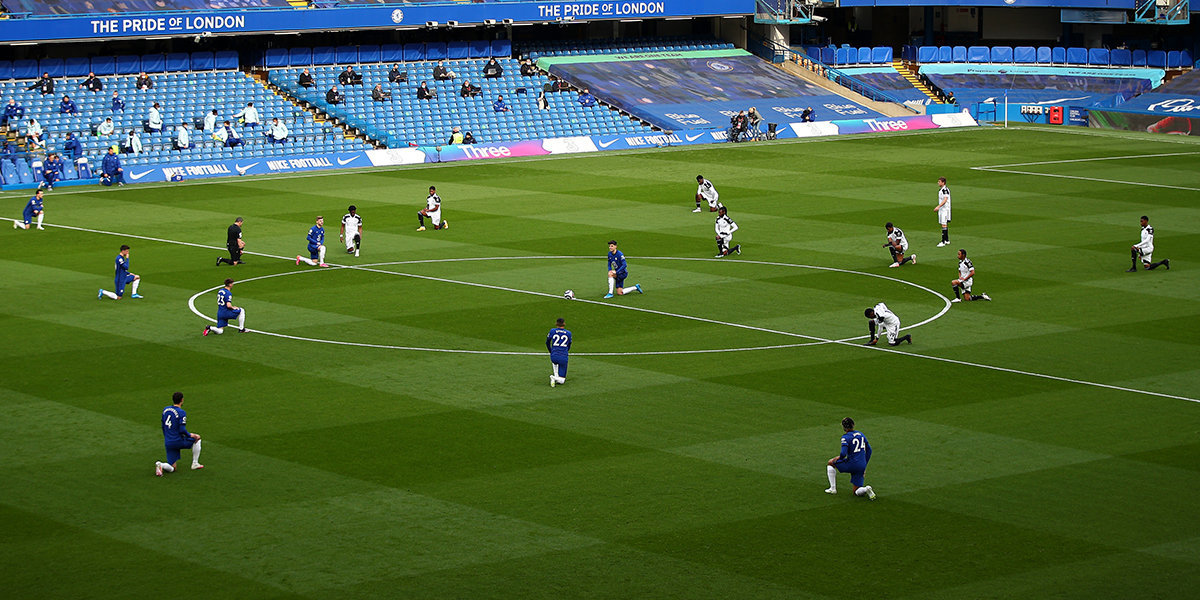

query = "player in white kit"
[340,205,363,256]
[1128,215,1169,272]
[864,302,911,346]
[934,177,951,247]
[417,186,448,231]
[951,249,991,303]
[694,175,721,213]
[883,222,916,268]
[714,205,741,257]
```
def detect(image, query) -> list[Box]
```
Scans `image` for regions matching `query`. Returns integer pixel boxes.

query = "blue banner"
[0,0,751,43]
[839,0,1131,7]
[121,151,373,183]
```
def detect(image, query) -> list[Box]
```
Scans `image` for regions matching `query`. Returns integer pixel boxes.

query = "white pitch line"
[969,168,1200,192]
[975,150,1200,169]
[971,150,1200,191]
[49,222,1200,405]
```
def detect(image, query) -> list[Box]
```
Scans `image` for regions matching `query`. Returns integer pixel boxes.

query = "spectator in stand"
[111,91,125,112]
[800,107,814,123]
[432,60,456,81]
[136,71,154,90]
[338,65,362,86]
[483,58,503,79]
[326,86,344,105]
[101,146,125,186]
[1,98,24,126]
[216,120,242,148]
[297,68,314,88]
[460,80,480,98]
[123,130,143,155]
[235,102,260,128]
[577,88,596,107]
[462,131,477,144]
[482,58,505,79]
[417,81,435,100]
[447,126,463,145]
[63,132,84,160]
[60,94,78,114]
[174,121,191,150]
[42,152,64,190]
[201,109,217,133]
[536,91,549,110]
[148,102,164,132]
[945,91,957,105]
[371,84,392,102]
[268,117,289,144]
[493,94,509,113]
[27,118,45,148]
[388,64,406,83]
[80,72,103,92]
[0,140,15,160]
[97,116,115,136]
[27,72,55,95]
[520,59,537,77]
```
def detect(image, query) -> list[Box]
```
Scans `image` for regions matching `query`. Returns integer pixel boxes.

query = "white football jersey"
[426,193,441,212]
[1135,224,1154,251]
[938,185,951,210]
[873,302,900,328]
[715,214,738,237]
[887,227,908,249]
[697,179,719,206]
[958,257,974,279]
[342,212,362,232]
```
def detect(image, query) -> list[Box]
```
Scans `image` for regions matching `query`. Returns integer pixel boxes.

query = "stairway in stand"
[892,59,944,104]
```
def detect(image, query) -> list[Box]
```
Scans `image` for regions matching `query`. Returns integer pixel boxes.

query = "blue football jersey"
[608,250,627,275]
[839,430,871,466]
[307,225,325,247]
[546,327,572,359]
[115,254,129,278]
[217,287,233,309]
[161,405,190,444]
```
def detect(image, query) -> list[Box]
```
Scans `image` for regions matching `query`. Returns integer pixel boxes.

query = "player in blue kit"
[295,215,329,267]
[825,417,876,499]
[203,278,246,335]
[155,391,203,476]
[13,188,45,230]
[547,317,572,387]
[98,244,142,300]
[604,240,643,299]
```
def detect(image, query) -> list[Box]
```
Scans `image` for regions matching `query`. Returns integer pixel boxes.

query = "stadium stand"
[521,36,736,59]
[3,0,293,14]
[269,44,652,148]
[903,45,1193,70]
[919,67,1157,107]
[833,69,932,105]
[1107,68,1200,113]
[0,52,367,186]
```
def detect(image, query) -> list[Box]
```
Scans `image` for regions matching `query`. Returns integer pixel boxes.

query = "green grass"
[2,125,1199,598]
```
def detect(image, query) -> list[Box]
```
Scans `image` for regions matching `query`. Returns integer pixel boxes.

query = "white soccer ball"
[564,290,575,300]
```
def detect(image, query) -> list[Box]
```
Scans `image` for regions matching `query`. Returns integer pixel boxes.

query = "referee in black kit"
[217,217,245,266]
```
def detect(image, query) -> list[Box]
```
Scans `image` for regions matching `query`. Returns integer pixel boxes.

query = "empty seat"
[917,46,936,63]
[1066,47,1087,64]
[991,46,1013,63]
[1036,46,1052,64]
[1014,46,1036,63]
[967,46,989,62]
[1131,49,1147,66]
[1051,47,1066,64]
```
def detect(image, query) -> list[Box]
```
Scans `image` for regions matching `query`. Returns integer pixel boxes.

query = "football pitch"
[2,125,1199,598]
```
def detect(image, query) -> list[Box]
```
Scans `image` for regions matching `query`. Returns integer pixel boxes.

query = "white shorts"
[425,208,441,226]
[938,208,951,225]
[957,277,973,293]
[706,197,721,210]
[718,233,733,244]
[1137,247,1153,264]
[344,232,358,248]
[882,321,900,344]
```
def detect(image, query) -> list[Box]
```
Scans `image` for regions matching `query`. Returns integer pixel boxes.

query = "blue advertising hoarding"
[0,0,752,43]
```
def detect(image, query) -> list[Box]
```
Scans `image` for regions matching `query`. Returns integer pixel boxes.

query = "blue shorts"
[614,272,627,289]
[22,211,34,225]
[165,438,195,464]
[551,358,568,377]
[308,244,321,259]
[114,273,135,295]
[217,306,241,327]
[835,460,867,487]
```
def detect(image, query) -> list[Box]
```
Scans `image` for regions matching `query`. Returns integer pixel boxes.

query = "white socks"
[208,326,224,334]
[608,277,615,294]
[237,310,246,330]
[318,245,326,264]
[131,279,139,294]
[826,465,837,490]
[854,486,869,497]
[156,461,175,472]
[36,214,44,227]
[299,256,316,266]
[101,289,119,299]
[191,439,201,466]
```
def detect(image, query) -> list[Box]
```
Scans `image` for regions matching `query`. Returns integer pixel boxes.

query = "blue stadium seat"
[381,44,403,63]
[1066,47,1087,65]
[265,49,288,69]
[64,57,90,77]
[1052,47,1066,64]
[1148,50,1167,67]
[142,54,166,73]
[1131,49,1147,67]
[1036,46,1052,64]
[403,43,424,62]
[214,51,238,70]
[1167,50,1181,68]
[359,45,380,64]
[856,47,871,64]
[448,41,469,60]
[1181,49,1193,67]
[1014,46,1036,64]
[819,48,834,64]
[1088,48,1109,66]
[991,47,1013,63]
[491,40,512,58]
[835,48,851,65]
[871,47,892,64]
[426,42,448,61]
[0,60,11,80]
[313,46,335,66]
[166,53,190,72]
[1109,49,1131,66]
[191,52,214,71]
[116,55,141,74]
[948,46,961,62]
[967,46,989,63]
[91,55,115,76]
[336,46,358,65]
[917,46,936,63]
[39,58,65,78]
[14,59,38,79]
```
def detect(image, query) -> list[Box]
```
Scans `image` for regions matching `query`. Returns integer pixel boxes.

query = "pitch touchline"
[971,150,1200,191]
[49,222,1199,404]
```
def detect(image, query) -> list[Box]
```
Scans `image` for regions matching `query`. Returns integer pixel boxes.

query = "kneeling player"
[417,186,448,231]
[1128,215,1169,272]
[714,205,741,257]
[883,222,915,268]
[546,317,571,387]
[605,239,643,298]
[98,244,143,300]
[825,417,875,499]
[864,302,911,346]
[341,205,363,256]
[694,175,721,213]
[156,392,203,476]
[14,189,45,230]
[296,216,329,267]
[951,249,991,303]
[203,278,246,335]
